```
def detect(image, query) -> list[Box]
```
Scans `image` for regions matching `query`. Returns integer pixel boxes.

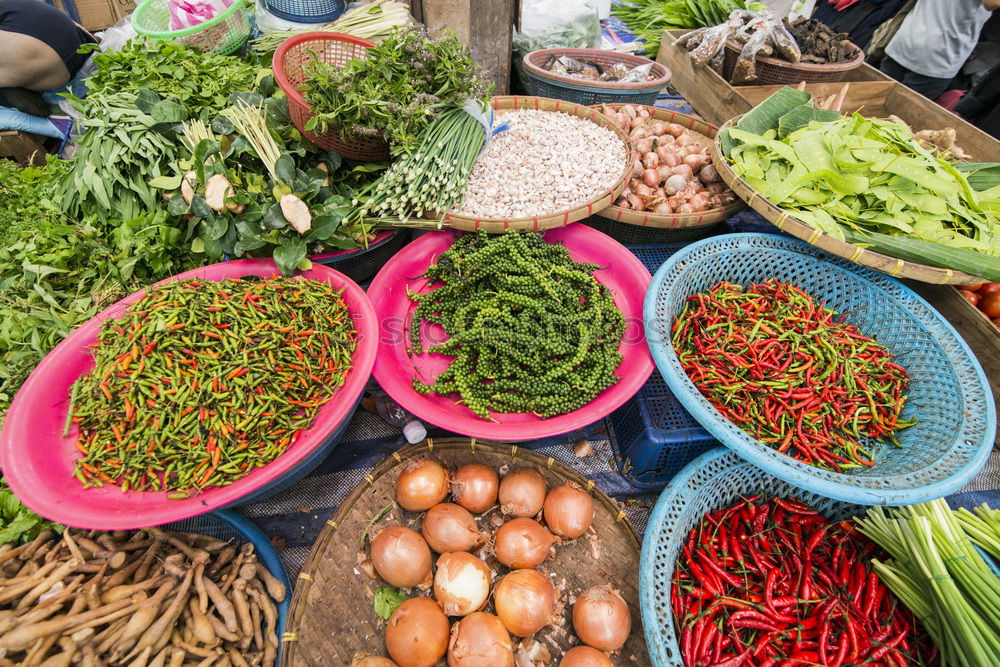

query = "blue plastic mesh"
[639,448,867,666]
[584,216,721,244]
[262,0,344,23]
[643,233,996,505]
[607,244,718,489]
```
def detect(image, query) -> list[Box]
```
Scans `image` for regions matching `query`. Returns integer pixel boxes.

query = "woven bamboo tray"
[593,103,744,231]
[281,438,649,666]
[439,96,634,232]
[711,117,986,286]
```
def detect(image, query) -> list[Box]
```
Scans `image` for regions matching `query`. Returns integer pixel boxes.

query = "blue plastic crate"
[607,244,718,490]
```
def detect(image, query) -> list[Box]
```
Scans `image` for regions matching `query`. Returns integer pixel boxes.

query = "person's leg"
[879,56,953,100]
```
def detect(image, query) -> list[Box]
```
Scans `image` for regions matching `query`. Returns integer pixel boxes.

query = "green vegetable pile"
[723,87,1000,281]
[0,479,61,545]
[0,157,68,247]
[409,232,624,419]
[614,0,763,57]
[302,29,491,156]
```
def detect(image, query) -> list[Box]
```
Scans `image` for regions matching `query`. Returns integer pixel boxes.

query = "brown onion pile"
[596,103,737,215]
[362,457,629,663]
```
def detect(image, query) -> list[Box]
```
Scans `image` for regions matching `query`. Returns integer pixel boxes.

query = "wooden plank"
[738,81,895,116]
[422,0,516,94]
[885,84,1000,162]
[905,282,1000,447]
[656,29,751,126]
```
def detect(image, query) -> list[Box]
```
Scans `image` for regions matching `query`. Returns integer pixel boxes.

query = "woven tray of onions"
[280,439,648,667]
[593,103,743,228]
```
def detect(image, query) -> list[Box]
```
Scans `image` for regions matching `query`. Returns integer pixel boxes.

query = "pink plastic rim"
[310,229,395,261]
[0,259,378,529]
[368,225,655,441]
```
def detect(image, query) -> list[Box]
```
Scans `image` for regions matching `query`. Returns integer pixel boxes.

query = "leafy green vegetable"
[0,157,69,247]
[0,479,62,545]
[302,29,492,156]
[374,587,408,620]
[725,88,1000,280]
[614,0,764,57]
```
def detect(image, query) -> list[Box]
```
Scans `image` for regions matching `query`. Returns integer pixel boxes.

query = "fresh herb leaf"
[374,587,407,620]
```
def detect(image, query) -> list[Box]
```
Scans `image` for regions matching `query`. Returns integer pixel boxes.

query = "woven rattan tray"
[711,117,985,286]
[281,438,649,665]
[438,96,634,232]
[593,104,744,230]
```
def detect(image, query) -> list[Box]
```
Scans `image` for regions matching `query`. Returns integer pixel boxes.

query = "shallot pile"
[596,104,737,216]
[354,458,632,667]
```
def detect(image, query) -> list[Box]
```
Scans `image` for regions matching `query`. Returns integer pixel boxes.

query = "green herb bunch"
[302,29,492,156]
[0,479,62,545]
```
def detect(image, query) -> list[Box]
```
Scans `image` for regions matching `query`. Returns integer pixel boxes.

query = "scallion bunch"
[855,499,1000,667]
[359,105,487,220]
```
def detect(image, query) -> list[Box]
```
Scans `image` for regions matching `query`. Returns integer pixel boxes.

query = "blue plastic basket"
[606,244,718,490]
[639,448,866,666]
[262,0,343,23]
[644,233,995,506]
[162,509,290,661]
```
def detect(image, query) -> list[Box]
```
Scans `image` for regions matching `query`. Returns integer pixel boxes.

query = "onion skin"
[641,169,659,188]
[447,612,514,667]
[396,459,449,512]
[494,569,556,637]
[494,518,556,569]
[559,646,613,666]
[371,526,432,589]
[450,463,498,514]
[434,552,491,617]
[542,483,594,539]
[498,468,547,518]
[573,585,631,651]
[386,597,449,667]
[422,503,483,553]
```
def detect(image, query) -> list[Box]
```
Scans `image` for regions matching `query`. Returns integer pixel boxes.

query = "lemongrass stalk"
[224,104,282,183]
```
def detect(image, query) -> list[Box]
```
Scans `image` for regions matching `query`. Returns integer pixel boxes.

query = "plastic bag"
[769,19,801,62]
[95,14,139,52]
[512,0,601,53]
[732,27,771,83]
[167,0,233,30]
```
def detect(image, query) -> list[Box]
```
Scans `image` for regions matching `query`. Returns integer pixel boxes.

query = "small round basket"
[311,229,409,284]
[523,48,671,106]
[721,39,865,86]
[591,104,744,241]
[263,0,344,23]
[639,448,866,666]
[272,32,390,162]
[711,116,987,285]
[440,95,633,232]
[643,233,995,506]
[280,438,649,665]
[131,0,250,55]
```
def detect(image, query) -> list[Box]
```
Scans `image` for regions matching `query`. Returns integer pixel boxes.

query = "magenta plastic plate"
[0,260,378,529]
[368,226,654,441]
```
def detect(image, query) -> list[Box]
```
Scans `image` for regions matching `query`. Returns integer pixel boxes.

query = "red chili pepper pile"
[672,280,915,471]
[671,496,930,667]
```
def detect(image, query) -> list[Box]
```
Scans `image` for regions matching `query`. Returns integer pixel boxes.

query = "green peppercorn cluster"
[409,231,624,419]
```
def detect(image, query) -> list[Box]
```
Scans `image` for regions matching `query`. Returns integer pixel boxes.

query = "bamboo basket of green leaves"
[711,87,1000,285]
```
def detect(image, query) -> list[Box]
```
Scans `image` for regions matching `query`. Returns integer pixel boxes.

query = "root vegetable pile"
[71,276,357,495]
[356,457,631,666]
[596,103,737,215]
[0,525,284,666]
[785,17,856,65]
[672,496,928,666]
[408,232,624,419]
[458,110,626,218]
[673,280,914,471]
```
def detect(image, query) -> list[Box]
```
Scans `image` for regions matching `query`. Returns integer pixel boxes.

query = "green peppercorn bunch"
[409,231,624,419]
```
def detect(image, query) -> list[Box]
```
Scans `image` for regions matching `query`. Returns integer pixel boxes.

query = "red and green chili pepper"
[672,279,915,471]
[70,276,356,496]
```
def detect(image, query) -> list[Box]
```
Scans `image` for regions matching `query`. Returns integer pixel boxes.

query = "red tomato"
[965,283,986,292]
[978,282,1000,296]
[959,290,981,307]
[980,292,1000,319]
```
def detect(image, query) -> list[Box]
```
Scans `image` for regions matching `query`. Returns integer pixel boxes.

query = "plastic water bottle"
[368,383,427,444]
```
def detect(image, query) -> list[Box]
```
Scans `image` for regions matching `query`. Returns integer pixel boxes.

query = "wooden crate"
[656,29,1000,162]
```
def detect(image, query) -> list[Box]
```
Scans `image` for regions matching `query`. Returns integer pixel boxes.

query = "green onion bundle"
[855,499,1000,667]
[359,105,487,220]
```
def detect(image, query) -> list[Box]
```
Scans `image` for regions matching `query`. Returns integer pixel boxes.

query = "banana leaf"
[845,230,1000,282]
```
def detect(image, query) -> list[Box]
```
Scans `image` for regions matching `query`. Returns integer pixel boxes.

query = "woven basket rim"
[439,95,634,232]
[280,437,644,666]
[592,103,746,229]
[133,0,246,37]
[272,31,376,118]
[523,48,672,91]
[723,38,865,73]
[712,116,985,285]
